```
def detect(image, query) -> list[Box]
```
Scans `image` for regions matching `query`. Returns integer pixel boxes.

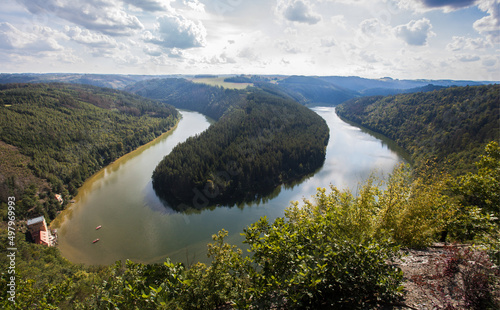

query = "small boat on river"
[96,225,102,230]
[93,238,100,244]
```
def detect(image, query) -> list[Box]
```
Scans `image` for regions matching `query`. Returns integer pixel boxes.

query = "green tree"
[451,142,500,263]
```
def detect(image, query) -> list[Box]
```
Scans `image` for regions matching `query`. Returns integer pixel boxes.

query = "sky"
[0,0,499,80]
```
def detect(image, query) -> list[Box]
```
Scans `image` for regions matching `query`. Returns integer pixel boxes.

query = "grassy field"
[190,77,252,89]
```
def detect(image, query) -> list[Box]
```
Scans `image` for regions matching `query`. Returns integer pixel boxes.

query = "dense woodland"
[1,143,498,309]
[125,78,246,120]
[273,75,359,106]
[152,90,329,209]
[0,79,498,309]
[336,84,500,175]
[0,83,179,221]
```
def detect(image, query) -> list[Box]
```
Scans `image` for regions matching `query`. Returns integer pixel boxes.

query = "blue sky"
[0,0,498,80]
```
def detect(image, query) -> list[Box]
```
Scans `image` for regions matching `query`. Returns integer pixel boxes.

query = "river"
[53,107,407,265]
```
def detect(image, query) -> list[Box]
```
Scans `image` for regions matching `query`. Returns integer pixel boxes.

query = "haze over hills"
[2,0,499,306]
[0,73,496,107]
[0,74,498,309]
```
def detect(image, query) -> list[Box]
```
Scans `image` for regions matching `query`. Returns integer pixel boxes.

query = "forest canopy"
[336,84,500,175]
[125,78,245,120]
[0,83,179,221]
[152,90,329,210]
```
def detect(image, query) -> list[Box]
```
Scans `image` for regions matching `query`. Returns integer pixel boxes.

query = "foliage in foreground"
[2,144,499,309]
[449,141,500,264]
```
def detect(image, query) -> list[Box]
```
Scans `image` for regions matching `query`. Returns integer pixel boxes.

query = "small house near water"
[27,216,55,246]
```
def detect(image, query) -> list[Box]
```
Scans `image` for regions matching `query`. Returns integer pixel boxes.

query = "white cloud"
[65,26,118,48]
[16,0,144,36]
[276,39,302,53]
[122,0,168,11]
[144,13,207,49]
[203,52,236,64]
[143,45,163,56]
[360,18,383,36]
[321,37,336,47]
[175,0,205,12]
[474,0,500,43]
[394,18,435,46]
[0,22,66,52]
[447,35,492,50]
[482,56,497,66]
[237,48,258,61]
[276,0,321,25]
[330,15,347,29]
[457,54,481,62]
[396,0,478,12]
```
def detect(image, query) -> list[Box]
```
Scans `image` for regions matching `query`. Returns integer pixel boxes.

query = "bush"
[243,191,404,309]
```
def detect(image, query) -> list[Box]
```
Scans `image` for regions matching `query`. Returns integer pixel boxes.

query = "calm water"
[54,107,407,265]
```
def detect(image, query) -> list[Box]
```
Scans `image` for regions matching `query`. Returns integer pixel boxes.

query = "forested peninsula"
[150,87,330,209]
[1,79,499,309]
[0,83,179,221]
[336,84,500,175]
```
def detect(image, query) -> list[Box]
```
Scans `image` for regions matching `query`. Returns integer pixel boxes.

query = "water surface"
[54,107,406,265]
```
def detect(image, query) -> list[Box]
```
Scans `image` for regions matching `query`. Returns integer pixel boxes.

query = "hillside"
[0,83,179,220]
[272,75,359,106]
[318,76,488,92]
[0,73,171,90]
[360,84,447,96]
[125,78,245,120]
[152,90,329,210]
[336,84,500,174]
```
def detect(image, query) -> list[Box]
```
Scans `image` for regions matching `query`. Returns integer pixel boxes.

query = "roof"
[27,216,45,226]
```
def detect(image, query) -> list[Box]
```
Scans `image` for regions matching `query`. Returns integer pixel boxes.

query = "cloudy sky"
[0,0,498,80]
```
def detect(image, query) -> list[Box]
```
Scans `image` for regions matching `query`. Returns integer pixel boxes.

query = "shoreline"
[49,115,181,230]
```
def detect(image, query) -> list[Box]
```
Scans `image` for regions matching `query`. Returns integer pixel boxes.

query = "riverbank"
[49,116,181,231]
[52,107,407,266]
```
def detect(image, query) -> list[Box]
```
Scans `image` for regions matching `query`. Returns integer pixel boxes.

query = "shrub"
[243,195,404,309]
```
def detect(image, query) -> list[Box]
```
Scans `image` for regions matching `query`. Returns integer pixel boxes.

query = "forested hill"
[270,76,358,106]
[336,84,500,174]
[152,90,329,210]
[125,78,245,120]
[0,83,179,221]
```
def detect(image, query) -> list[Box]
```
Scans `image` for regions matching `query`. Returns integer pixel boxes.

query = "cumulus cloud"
[0,22,65,52]
[144,13,206,49]
[447,35,492,50]
[417,0,477,10]
[396,0,478,12]
[321,37,336,47]
[143,45,163,56]
[360,18,383,36]
[174,0,205,12]
[65,26,118,48]
[276,39,302,53]
[122,0,168,11]
[16,0,144,36]
[238,47,258,60]
[204,52,236,64]
[482,56,497,66]
[394,18,435,46]
[474,0,500,43]
[457,54,481,62]
[277,0,321,25]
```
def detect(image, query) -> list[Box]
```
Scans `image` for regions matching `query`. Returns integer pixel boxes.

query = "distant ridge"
[0,73,495,106]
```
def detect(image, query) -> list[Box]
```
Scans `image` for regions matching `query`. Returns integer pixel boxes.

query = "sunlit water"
[54,107,407,265]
